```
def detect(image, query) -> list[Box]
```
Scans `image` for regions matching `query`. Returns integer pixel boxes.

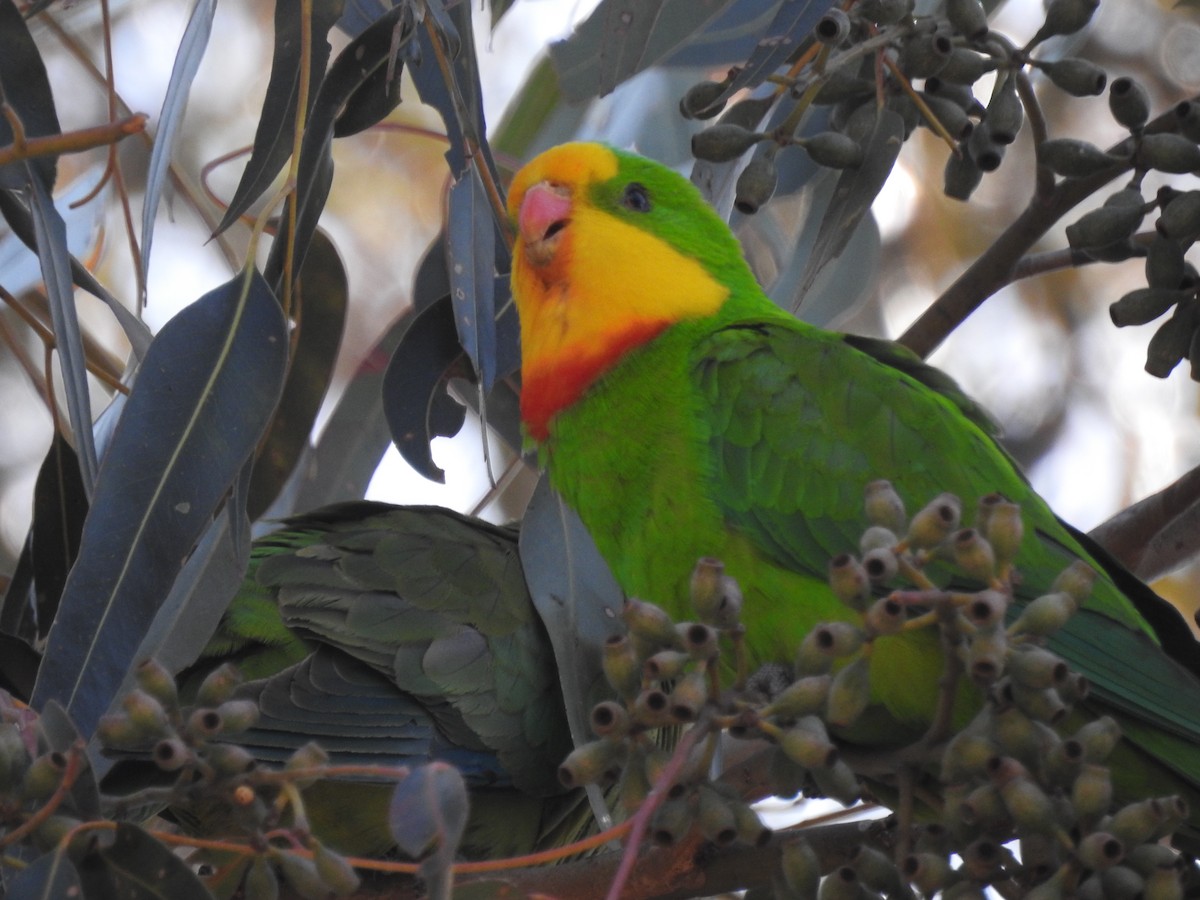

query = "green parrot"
[507,142,1200,834]
[183,501,585,859]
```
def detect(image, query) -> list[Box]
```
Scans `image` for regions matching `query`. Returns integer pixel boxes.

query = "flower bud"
[986,75,1023,145]
[947,0,989,40]
[207,743,257,777]
[734,156,778,214]
[312,840,361,895]
[904,853,952,893]
[680,80,728,120]
[781,838,821,896]
[942,731,996,782]
[631,688,672,728]
[1008,646,1068,690]
[1109,288,1185,327]
[1039,57,1107,96]
[945,147,984,200]
[1108,76,1150,130]
[1145,304,1196,378]
[690,558,743,628]
[859,525,899,554]
[122,689,172,740]
[1146,237,1187,290]
[273,850,325,900]
[851,845,903,893]
[96,712,142,749]
[1009,681,1067,724]
[558,739,624,788]
[828,554,869,608]
[900,33,953,78]
[603,634,642,699]
[1011,591,1077,637]
[811,757,862,804]
[22,752,66,800]
[670,669,709,722]
[907,493,962,548]
[196,662,243,708]
[938,48,996,84]
[762,674,832,718]
[590,700,631,738]
[215,699,261,735]
[827,655,871,728]
[1143,866,1183,900]
[1137,133,1200,175]
[1100,866,1145,900]
[1039,138,1119,177]
[719,94,776,130]
[1066,204,1145,250]
[644,650,690,682]
[953,528,996,581]
[779,715,838,769]
[1175,100,1200,142]
[622,598,678,649]
[802,132,864,169]
[818,866,861,900]
[691,124,763,163]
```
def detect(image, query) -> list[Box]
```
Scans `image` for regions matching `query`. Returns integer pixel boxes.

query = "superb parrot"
[507,142,1200,830]
[184,501,584,859]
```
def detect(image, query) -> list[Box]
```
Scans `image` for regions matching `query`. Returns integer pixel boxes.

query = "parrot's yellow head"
[508,142,748,441]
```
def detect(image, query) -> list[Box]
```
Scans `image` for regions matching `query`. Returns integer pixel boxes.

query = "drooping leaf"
[214,0,345,235]
[28,432,87,642]
[141,0,217,291]
[710,0,837,104]
[249,228,347,519]
[389,762,468,900]
[0,0,60,191]
[27,175,98,493]
[3,848,82,899]
[446,165,498,392]
[93,823,213,900]
[382,297,470,483]
[798,106,904,297]
[664,0,792,67]
[549,0,737,102]
[264,3,414,291]
[30,270,288,739]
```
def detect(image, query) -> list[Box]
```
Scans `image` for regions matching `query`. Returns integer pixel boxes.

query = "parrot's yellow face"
[508,143,729,440]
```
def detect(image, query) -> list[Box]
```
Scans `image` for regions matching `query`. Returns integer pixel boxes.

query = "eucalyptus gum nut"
[1075,832,1125,871]
[850,845,903,893]
[907,492,962,548]
[285,742,330,788]
[967,122,1004,172]
[864,482,902,532]
[1074,716,1121,762]
[690,558,742,627]
[208,743,256,777]
[1000,773,1058,833]
[274,850,326,900]
[796,629,834,675]
[1175,100,1200,142]
[946,0,989,40]
[811,758,861,803]
[1039,138,1119,177]
[21,753,65,800]
[1109,288,1182,327]
[863,596,906,636]
[818,866,860,900]
[803,132,864,169]
[1025,871,1067,900]
[734,156,778,214]
[926,78,984,114]
[312,841,361,896]
[768,747,809,797]
[966,626,1006,684]
[1007,646,1069,690]
[196,662,243,707]
[135,658,180,714]
[622,598,678,649]
[814,8,851,44]
[590,700,630,738]
[1109,76,1151,130]
[695,786,738,845]
[680,80,729,120]
[644,649,690,681]
[1065,204,1145,250]
[862,546,899,582]
[918,93,973,140]
[942,731,996,782]
[1034,0,1100,43]
[945,147,984,200]
[679,621,719,659]
[899,32,953,79]
[719,95,776,130]
[1020,831,1064,879]
[691,124,764,163]
[813,621,865,657]
[632,688,672,727]
[960,837,1004,879]
[826,655,871,727]
[812,71,874,105]
[952,528,995,580]
[122,690,172,740]
[986,76,1023,145]
[1123,842,1180,876]
[780,716,838,769]
[965,589,1007,628]
[215,699,260,734]
[1147,237,1187,289]
[153,737,192,771]
[731,799,772,846]
[762,674,832,718]
[937,48,996,84]
[602,634,641,699]
[1137,133,1200,174]
[1010,681,1067,724]
[1157,190,1200,241]
[1101,866,1146,900]
[1073,763,1114,820]
[558,739,623,788]
[669,669,709,722]
[859,525,899,554]
[1040,57,1107,96]
[904,853,952,893]
[886,94,920,137]
[1145,307,1195,378]
[651,797,692,846]
[781,839,821,895]
[828,553,869,607]
[1109,798,1169,846]
[244,857,279,900]
[0,724,25,793]
[1143,866,1183,900]
[96,712,141,749]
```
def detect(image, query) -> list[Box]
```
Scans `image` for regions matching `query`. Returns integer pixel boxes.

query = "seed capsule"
[779,715,838,769]
[813,71,875,106]
[862,546,899,583]
[1109,288,1185,327]
[986,75,1023,145]
[678,621,719,660]
[1075,831,1124,871]
[966,625,1007,684]
[135,658,180,716]
[207,743,256,777]
[1065,204,1145,250]
[602,634,641,699]
[904,852,952,893]
[937,48,996,84]
[1030,0,1101,46]
[651,797,692,846]
[720,94,776,130]
[558,739,624,788]
[942,731,997,782]
[827,655,871,727]
[828,554,869,608]
[1039,138,1119,177]
[1072,762,1114,821]
[243,856,278,900]
[945,148,984,200]
[1137,133,1200,174]
[818,866,861,900]
[859,525,899,554]
[1011,591,1077,637]
[680,80,728,120]
[781,839,821,896]
[734,156,778,214]
[947,0,989,40]
[811,757,862,803]
[814,8,851,44]
[907,492,962,549]
[690,558,743,628]
[196,662,243,708]
[919,93,974,140]
[1109,76,1151,130]
[1146,237,1187,290]
[622,598,678,649]
[762,674,832,718]
[900,33,953,78]
[590,700,630,738]
[965,589,1007,629]
[730,797,772,846]
[802,132,864,169]
[631,688,673,728]
[1039,57,1107,97]
[312,840,361,895]
[1007,646,1068,690]
[122,690,172,740]
[953,528,996,581]
[1074,716,1121,762]
[1145,304,1196,378]
[669,669,709,722]
[153,737,192,771]
[1143,866,1183,900]
[863,596,905,636]
[691,124,763,163]
[215,699,261,735]
[967,122,1005,172]
[285,742,329,788]
[1158,190,1200,242]
[1175,100,1200,142]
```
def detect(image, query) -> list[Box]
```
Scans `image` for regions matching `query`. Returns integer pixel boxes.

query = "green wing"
[694,318,1200,789]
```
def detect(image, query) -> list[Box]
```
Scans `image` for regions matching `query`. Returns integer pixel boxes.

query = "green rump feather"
[531,147,1200,825]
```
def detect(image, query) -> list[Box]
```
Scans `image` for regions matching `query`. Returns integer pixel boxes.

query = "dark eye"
[621,182,651,213]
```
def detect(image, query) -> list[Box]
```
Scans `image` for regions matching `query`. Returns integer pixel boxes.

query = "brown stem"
[0,110,146,168]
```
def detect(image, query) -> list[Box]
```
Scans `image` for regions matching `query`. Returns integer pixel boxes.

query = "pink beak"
[518,182,572,245]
